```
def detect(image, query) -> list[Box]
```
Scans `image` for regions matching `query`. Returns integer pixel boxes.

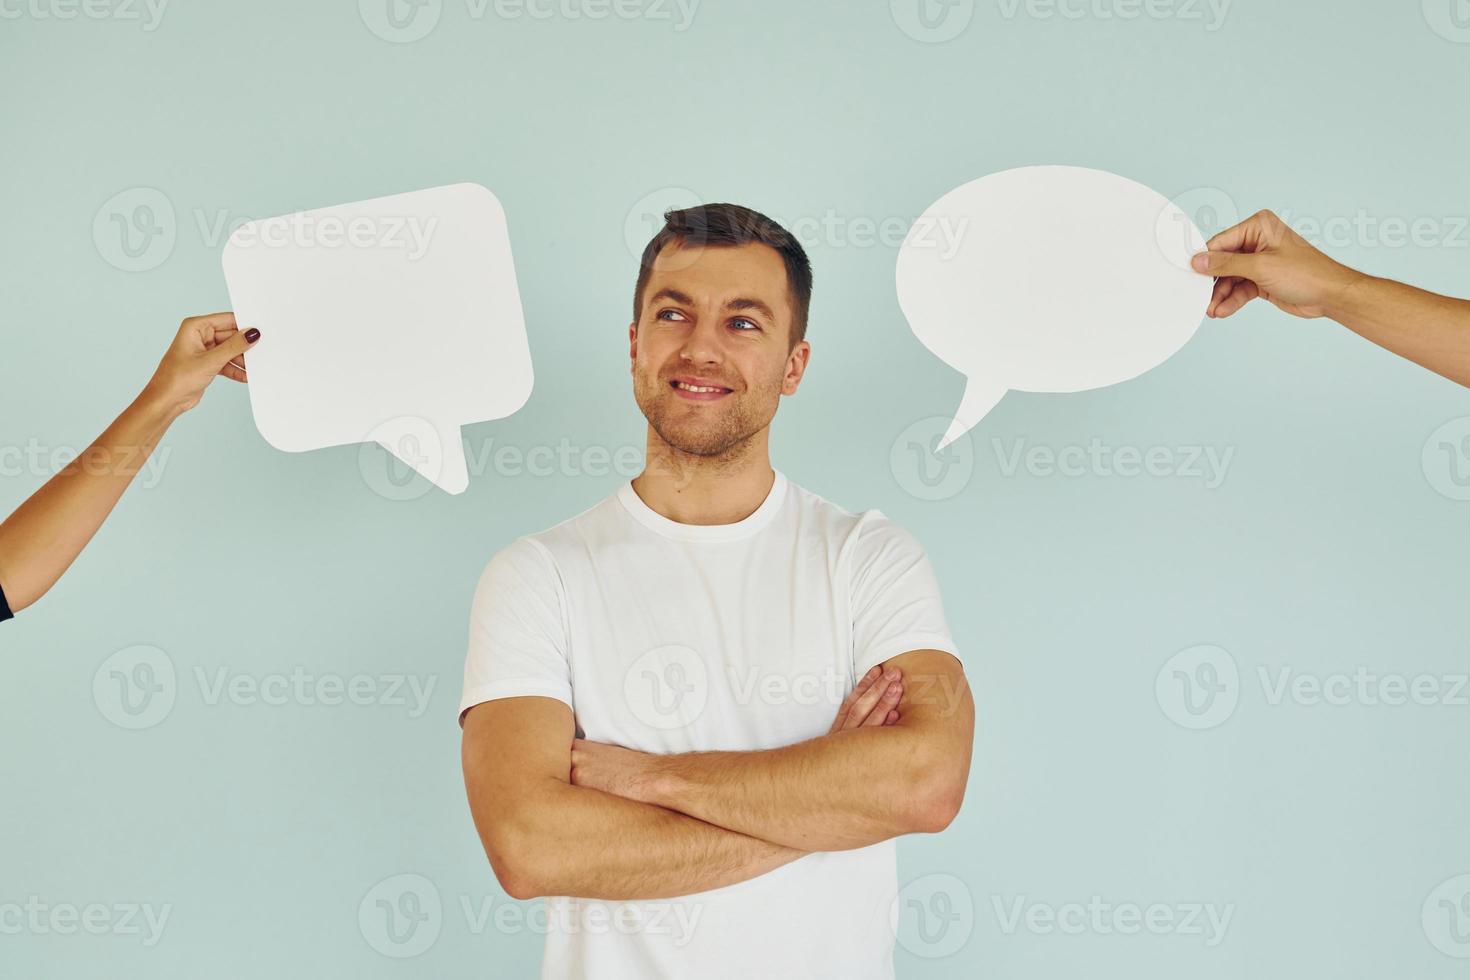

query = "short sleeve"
[849,512,960,677]
[458,536,572,725]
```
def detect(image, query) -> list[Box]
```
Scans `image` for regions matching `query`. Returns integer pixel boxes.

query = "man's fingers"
[1204,217,1255,254]
[844,668,901,730]
[1191,249,1265,282]
[1204,209,1280,254]
[1208,276,1236,317]
[829,666,881,733]
[1213,279,1260,318]
[859,680,903,727]
[883,708,899,726]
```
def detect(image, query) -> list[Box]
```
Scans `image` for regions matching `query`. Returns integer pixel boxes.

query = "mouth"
[668,377,734,402]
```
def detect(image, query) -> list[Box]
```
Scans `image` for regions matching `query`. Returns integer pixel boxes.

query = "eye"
[729,317,760,332]
[656,309,688,322]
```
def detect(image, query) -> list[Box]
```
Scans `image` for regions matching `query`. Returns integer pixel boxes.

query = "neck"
[632,426,776,525]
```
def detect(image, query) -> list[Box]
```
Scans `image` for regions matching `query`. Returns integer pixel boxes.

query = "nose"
[677,313,725,368]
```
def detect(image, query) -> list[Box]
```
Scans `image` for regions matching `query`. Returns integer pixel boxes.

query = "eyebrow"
[649,288,777,323]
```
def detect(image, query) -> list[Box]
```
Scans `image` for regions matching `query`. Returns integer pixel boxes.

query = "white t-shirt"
[460,470,960,980]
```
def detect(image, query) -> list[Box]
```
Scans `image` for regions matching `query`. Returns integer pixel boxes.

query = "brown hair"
[633,203,813,348]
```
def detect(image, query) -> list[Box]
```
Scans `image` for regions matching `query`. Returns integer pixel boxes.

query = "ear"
[781,340,810,396]
[628,321,638,373]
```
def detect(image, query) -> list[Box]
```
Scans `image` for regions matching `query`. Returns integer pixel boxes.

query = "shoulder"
[788,480,924,548]
[472,535,561,606]
[474,489,624,586]
[784,480,932,573]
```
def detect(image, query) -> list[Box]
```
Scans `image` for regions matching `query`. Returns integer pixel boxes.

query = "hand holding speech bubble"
[896,165,1211,449]
[222,182,532,495]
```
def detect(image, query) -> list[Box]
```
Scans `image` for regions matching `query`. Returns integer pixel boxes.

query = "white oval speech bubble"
[896,166,1211,449]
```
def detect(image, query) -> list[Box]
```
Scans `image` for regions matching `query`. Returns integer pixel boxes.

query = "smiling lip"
[669,376,734,401]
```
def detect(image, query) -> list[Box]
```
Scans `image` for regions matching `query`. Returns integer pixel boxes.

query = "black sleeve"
[0,580,12,623]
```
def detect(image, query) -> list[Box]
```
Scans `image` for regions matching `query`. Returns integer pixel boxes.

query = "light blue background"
[3,1,1469,976]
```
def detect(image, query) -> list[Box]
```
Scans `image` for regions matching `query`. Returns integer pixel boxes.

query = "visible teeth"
[676,382,724,393]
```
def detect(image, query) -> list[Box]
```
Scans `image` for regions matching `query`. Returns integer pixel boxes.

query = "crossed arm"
[460,649,974,900]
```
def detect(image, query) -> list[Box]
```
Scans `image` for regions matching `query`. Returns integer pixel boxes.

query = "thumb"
[1191,249,1267,282]
[206,326,260,371]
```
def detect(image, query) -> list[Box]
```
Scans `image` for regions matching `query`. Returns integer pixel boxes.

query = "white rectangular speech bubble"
[221,182,533,495]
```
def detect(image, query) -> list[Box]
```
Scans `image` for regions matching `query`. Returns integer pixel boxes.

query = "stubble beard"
[634,368,781,467]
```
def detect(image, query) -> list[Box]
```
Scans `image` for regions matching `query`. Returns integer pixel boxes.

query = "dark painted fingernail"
[244,328,261,343]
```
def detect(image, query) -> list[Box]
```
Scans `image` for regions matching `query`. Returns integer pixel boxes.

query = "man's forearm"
[485,780,805,901]
[1326,275,1470,387]
[572,652,975,852]
[638,724,958,852]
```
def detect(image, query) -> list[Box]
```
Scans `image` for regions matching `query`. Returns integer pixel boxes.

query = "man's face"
[630,241,809,458]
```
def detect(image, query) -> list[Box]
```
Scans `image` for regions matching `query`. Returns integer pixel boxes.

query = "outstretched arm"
[570,649,974,852]
[1191,209,1470,387]
[0,313,259,613]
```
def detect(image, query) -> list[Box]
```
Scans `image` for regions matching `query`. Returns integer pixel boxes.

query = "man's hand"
[570,664,904,801]
[827,664,903,733]
[1190,209,1364,320]
[570,739,658,803]
[142,312,260,418]
[1189,207,1470,388]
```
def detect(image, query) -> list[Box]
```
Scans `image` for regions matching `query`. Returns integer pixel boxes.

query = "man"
[1192,209,1470,386]
[459,204,974,979]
